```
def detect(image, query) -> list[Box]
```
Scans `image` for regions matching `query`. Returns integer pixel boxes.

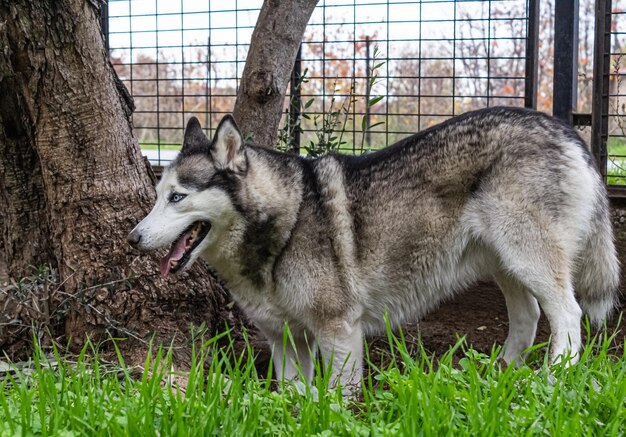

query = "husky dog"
[128,107,619,390]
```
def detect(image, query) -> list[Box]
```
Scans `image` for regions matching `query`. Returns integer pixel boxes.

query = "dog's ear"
[211,115,246,172]
[181,117,210,155]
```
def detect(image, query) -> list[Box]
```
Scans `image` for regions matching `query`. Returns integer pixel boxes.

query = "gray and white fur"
[129,107,620,391]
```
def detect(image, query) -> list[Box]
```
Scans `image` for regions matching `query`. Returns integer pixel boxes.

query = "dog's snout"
[127,230,142,248]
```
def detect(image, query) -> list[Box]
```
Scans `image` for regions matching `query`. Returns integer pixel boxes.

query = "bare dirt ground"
[415,282,549,355]
[414,283,624,356]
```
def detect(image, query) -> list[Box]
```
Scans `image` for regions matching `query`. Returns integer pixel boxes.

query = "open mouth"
[160,221,211,277]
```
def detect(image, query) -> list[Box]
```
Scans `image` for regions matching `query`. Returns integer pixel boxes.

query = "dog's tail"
[575,192,620,326]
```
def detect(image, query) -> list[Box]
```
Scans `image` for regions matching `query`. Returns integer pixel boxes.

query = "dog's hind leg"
[493,271,540,364]
[524,276,581,366]
[496,242,581,365]
[471,202,583,365]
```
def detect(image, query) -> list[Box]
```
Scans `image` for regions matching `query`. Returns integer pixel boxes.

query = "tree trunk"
[0,0,227,359]
[233,0,319,147]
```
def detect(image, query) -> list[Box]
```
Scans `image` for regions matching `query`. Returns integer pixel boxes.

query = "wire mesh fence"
[605,0,626,186]
[107,0,537,165]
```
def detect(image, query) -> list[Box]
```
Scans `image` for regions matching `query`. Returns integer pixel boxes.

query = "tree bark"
[0,0,227,359]
[233,0,319,147]
[0,67,53,278]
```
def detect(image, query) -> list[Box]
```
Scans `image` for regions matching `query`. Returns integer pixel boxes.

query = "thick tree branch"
[233,0,319,147]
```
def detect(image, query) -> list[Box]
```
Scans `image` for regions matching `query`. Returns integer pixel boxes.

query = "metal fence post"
[289,45,302,154]
[99,0,109,51]
[365,36,371,148]
[591,0,612,181]
[552,0,580,123]
[524,0,539,109]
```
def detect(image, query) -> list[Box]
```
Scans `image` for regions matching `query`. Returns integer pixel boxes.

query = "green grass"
[140,143,181,151]
[608,137,626,157]
[607,137,626,185]
[1,327,625,436]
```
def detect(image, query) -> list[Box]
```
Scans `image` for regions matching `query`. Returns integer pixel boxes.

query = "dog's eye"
[169,192,187,203]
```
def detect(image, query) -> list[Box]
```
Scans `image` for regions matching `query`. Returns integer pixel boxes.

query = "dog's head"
[128,115,246,277]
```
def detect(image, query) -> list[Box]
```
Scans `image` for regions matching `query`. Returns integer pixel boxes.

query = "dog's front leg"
[316,320,363,395]
[265,330,316,384]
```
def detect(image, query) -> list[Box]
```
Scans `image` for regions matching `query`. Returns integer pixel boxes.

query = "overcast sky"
[107,0,528,63]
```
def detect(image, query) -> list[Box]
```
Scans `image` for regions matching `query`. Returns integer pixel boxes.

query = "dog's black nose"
[127,230,142,248]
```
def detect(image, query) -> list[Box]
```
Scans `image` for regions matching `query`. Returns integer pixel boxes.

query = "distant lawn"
[140,143,181,151]
[140,137,626,156]
[608,137,626,185]
[608,137,626,157]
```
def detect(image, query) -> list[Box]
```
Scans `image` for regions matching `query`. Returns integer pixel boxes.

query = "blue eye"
[169,192,187,203]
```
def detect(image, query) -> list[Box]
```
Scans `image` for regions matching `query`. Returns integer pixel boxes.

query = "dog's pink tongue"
[160,236,188,277]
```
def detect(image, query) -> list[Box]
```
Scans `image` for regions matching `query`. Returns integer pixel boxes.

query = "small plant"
[304,80,355,157]
[276,68,312,153]
[276,44,386,157]
[359,44,386,154]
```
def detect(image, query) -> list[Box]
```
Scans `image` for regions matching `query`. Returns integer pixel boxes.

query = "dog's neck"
[202,147,305,292]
